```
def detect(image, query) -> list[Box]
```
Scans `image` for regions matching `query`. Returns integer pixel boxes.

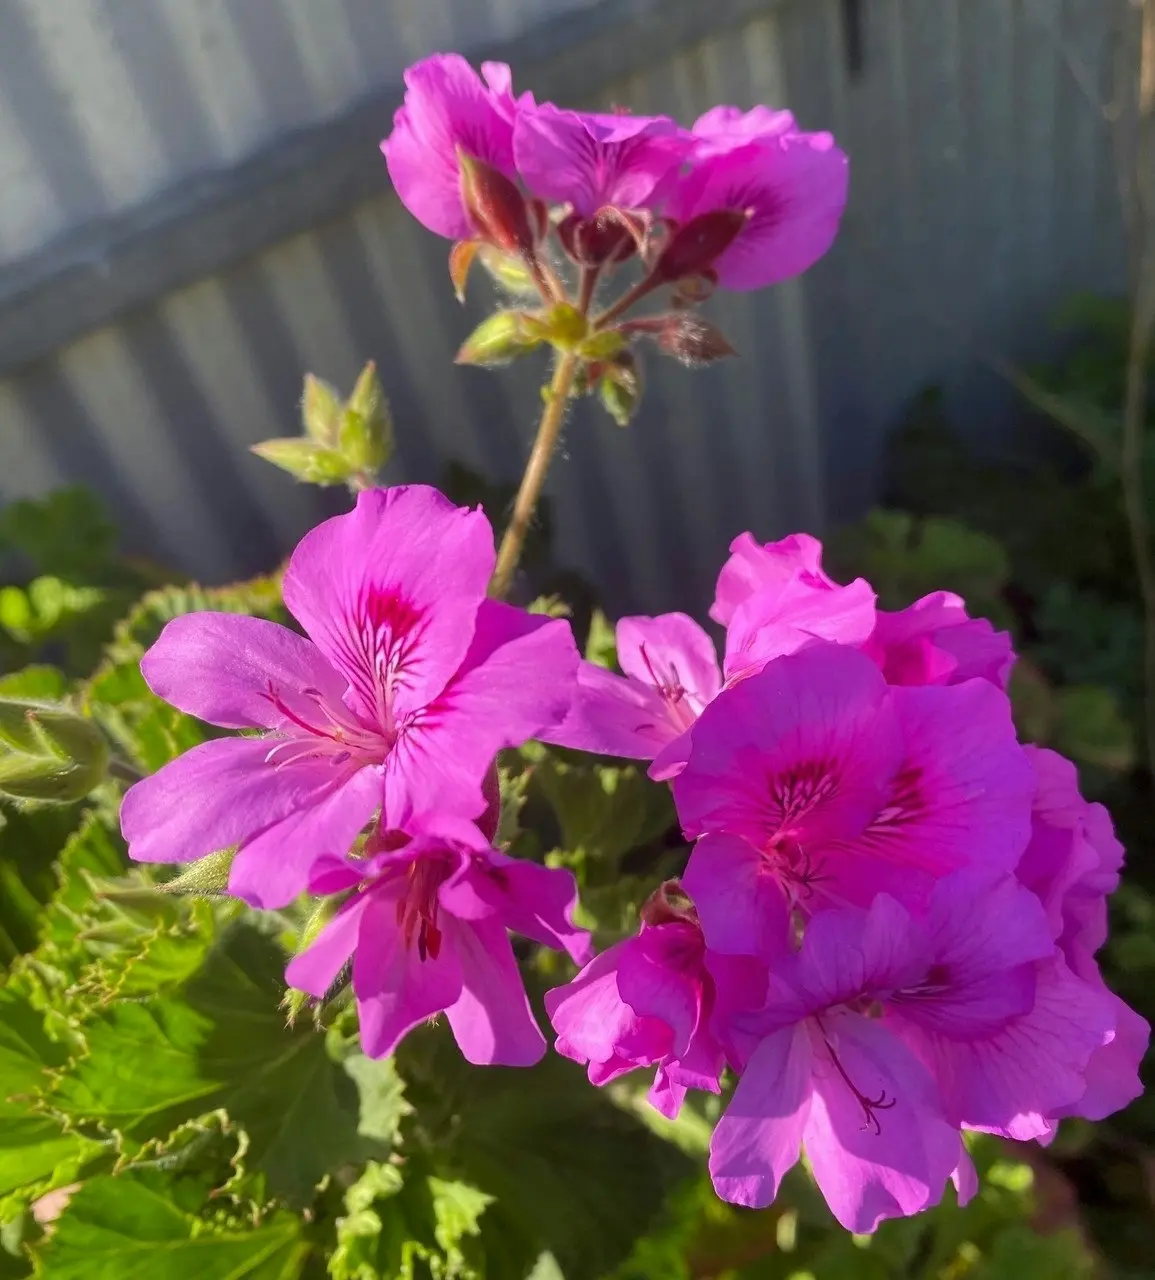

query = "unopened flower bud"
[598,351,643,427]
[557,208,643,268]
[455,311,544,366]
[541,303,588,350]
[339,361,393,475]
[0,699,108,803]
[457,149,535,255]
[158,847,238,896]
[656,314,737,365]
[653,209,750,283]
[476,245,540,297]
[301,374,343,447]
[250,438,354,486]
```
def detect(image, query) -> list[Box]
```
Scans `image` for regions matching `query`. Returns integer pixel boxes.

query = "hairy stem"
[1122,0,1155,777]
[489,350,580,598]
[592,272,662,328]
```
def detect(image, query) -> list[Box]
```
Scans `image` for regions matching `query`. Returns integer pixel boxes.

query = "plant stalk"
[489,350,580,598]
[1121,0,1155,778]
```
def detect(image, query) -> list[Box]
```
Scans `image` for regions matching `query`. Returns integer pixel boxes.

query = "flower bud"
[250,438,354,486]
[158,847,238,896]
[339,361,393,475]
[455,311,544,366]
[655,314,737,365]
[653,209,750,283]
[557,208,642,268]
[0,698,108,803]
[476,245,540,297]
[457,149,535,255]
[598,351,643,427]
[301,374,343,446]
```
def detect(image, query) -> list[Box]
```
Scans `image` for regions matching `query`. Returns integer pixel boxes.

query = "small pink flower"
[862,591,1014,688]
[382,55,524,240]
[287,819,590,1064]
[513,104,692,218]
[664,106,848,291]
[546,889,755,1117]
[121,486,579,909]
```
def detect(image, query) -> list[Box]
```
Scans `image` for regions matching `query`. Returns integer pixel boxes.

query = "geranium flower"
[121,486,579,908]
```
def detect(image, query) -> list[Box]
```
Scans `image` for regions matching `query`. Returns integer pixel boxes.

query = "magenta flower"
[542,612,721,779]
[664,106,848,291]
[1015,747,1148,1120]
[862,592,1013,689]
[546,889,738,1117]
[513,104,692,218]
[120,486,579,909]
[709,895,967,1230]
[287,819,589,1064]
[543,551,873,779]
[673,645,1035,935]
[381,55,523,240]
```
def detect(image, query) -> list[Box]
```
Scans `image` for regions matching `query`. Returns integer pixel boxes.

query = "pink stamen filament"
[816,1020,896,1136]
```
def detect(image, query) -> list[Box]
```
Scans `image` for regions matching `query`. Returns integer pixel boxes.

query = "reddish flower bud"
[652,209,750,283]
[457,148,535,255]
[557,207,649,268]
[656,314,737,365]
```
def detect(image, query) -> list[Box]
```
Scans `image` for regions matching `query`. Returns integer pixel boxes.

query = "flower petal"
[284,895,370,997]
[353,896,464,1059]
[682,833,792,963]
[445,916,545,1066]
[228,764,383,909]
[389,602,579,822]
[540,661,675,761]
[616,613,722,709]
[671,644,898,847]
[141,612,347,730]
[709,1026,812,1209]
[120,738,338,866]
[282,486,493,725]
[711,532,832,627]
[804,1014,959,1233]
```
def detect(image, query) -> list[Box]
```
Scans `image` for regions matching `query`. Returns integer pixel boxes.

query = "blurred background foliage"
[0,293,1152,1276]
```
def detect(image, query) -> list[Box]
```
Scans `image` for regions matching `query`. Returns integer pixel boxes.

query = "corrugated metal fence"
[0,0,1136,616]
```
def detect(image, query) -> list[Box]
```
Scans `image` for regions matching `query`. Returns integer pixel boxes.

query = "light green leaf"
[29,1175,310,1279]
[50,926,366,1205]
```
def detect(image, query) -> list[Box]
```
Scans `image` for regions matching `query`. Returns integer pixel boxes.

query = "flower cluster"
[379,55,848,405]
[121,486,590,1065]
[544,531,1147,1231]
[123,486,1146,1234]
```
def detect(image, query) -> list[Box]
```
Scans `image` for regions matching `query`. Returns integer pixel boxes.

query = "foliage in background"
[0,316,1148,1275]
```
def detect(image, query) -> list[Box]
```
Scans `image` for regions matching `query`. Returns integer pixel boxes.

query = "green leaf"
[583,611,617,670]
[0,805,88,963]
[29,1175,310,1279]
[0,491,116,582]
[1053,685,1135,773]
[398,1024,689,1277]
[50,926,368,1205]
[536,759,673,869]
[0,670,67,702]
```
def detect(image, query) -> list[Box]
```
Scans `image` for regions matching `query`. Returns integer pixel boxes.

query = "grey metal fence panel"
[0,0,1134,618]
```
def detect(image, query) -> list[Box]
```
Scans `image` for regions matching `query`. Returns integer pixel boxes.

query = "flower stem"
[489,350,580,599]
[592,271,662,329]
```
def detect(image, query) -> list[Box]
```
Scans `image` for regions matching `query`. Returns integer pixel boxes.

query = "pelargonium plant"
[3,48,1144,1270]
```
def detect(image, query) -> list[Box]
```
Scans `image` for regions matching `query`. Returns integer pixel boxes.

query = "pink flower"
[542,558,873,779]
[120,486,579,909]
[664,106,848,291]
[541,612,721,779]
[710,875,1113,1230]
[287,820,590,1064]
[546,886,748,1117]
[513,104,692,218]
[381,55,523,240]
[862,592,1014,689]
[673,645,1035,932]
[709,895,967,1231]
[1015,747,1148,1120]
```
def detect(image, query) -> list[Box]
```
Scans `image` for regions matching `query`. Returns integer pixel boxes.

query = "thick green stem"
[489,351,581,598]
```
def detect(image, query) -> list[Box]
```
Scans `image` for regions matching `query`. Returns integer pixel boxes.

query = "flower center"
[260,682,389,770]
[393,857,450,962]
[637,643,701,732]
